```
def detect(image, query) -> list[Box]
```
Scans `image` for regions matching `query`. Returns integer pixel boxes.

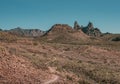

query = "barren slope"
[40,24,89,43]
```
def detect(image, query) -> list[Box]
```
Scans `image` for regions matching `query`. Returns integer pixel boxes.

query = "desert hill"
[101,33,120,41]
[40,24,89,43]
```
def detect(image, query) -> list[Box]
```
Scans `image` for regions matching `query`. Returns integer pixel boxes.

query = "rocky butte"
[81,22,102,37]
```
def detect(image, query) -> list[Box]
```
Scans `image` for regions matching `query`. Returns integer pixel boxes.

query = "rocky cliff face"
[73,21,102,37]
[87,22,94,29]
[7,27,45,37]
[74,21,81,30]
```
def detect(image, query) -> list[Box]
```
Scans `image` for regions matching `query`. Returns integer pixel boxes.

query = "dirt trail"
[43,67,59,84]
[43,74,59,84]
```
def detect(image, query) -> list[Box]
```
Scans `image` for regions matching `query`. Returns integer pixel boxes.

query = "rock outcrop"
[87,22,94,29]
[74,21,81,30]
[81,22,102,37]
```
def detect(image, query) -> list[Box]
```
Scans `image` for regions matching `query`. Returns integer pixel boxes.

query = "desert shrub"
[78,80,90,84]
[58,60,120,84]
[33,41,39,46]
[33,60,48,70]
[112,37,120,41]
[9,48,17,55]
[66,75,73,81]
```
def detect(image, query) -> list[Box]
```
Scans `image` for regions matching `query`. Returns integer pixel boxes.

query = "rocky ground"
[0,38,120,84]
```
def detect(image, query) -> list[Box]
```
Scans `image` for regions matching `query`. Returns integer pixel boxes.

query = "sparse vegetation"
[0,24,120,84]
[0,36,120,83]
[0,32,17,42]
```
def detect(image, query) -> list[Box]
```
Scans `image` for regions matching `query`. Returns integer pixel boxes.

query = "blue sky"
[0,0,120,33]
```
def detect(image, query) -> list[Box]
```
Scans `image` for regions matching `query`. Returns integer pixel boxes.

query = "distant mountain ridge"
[0,21,119,43]
[0,21,102,37]
[0,21,103,38]
[1,21,119,40]
[6,27,45,37]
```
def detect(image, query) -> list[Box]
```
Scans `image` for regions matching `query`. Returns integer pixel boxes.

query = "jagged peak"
[14,27,22,30]
[87,21,94,29]
[74,21,81,30]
